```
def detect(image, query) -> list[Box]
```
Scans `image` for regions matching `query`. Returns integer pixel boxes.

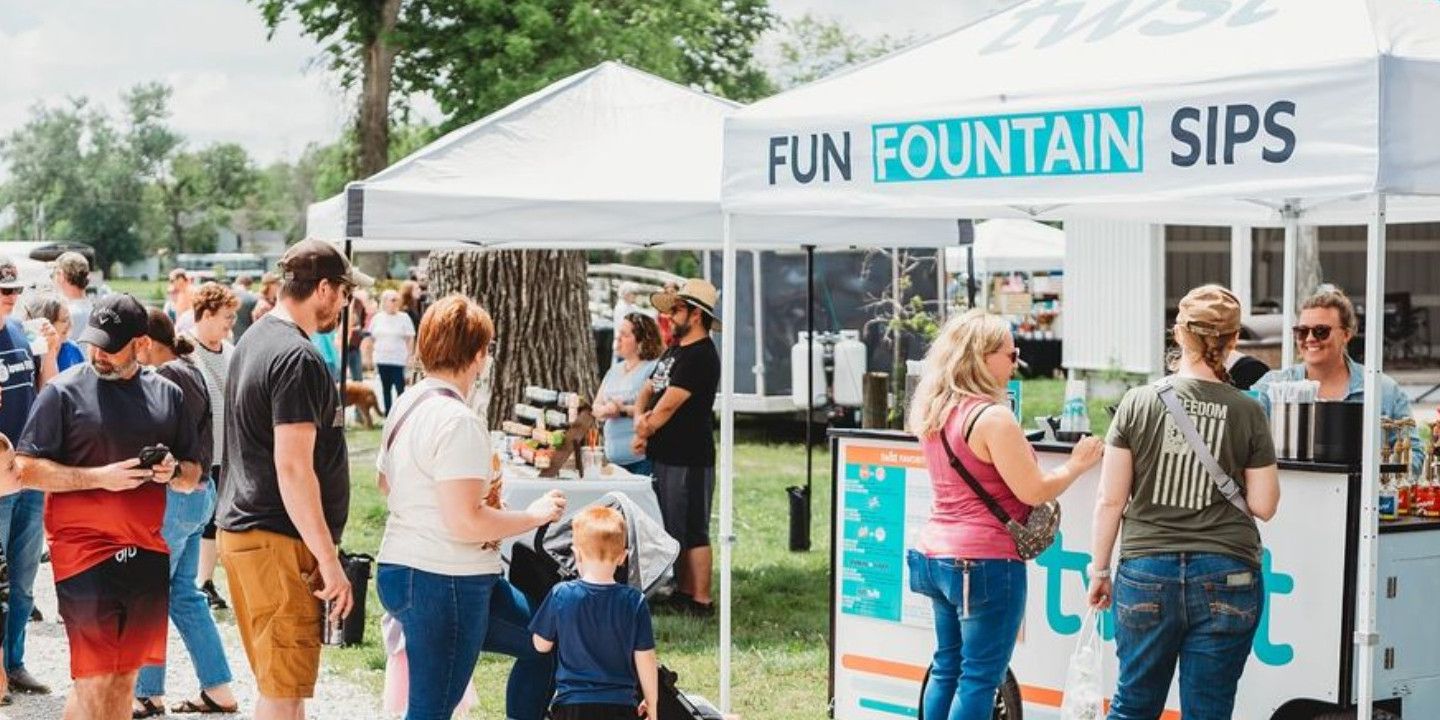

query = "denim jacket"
[1252,356,1424,477]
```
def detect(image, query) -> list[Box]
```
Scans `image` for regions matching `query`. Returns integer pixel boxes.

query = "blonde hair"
[906,309,1012,438]
[1302,284,1358,335]
[573,506,627,565]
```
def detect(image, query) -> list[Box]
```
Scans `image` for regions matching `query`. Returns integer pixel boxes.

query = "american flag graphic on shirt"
[1154,398,1229,510]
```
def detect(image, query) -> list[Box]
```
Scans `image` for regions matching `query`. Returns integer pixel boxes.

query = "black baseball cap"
[81,294,150,353]
[278,239,374,288]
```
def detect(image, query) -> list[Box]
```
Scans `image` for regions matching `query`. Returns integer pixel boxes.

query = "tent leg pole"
[791,245,815,553]
[340,238,352,412]
[1282,207,1299,367]
[1356,194,1386,717]
[719,214,737,713]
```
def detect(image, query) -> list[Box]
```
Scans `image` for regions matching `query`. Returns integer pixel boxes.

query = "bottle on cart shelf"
[1398,474,1414,516]
[1379,474,1399,521]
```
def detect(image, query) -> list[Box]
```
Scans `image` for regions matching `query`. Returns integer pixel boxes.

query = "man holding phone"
[16,293,204,720]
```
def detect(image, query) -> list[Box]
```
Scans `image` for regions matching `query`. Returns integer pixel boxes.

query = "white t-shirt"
[370,311,415,367]
[376,378,500,576]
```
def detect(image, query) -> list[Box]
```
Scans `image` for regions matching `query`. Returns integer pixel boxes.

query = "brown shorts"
[218,529,323,698]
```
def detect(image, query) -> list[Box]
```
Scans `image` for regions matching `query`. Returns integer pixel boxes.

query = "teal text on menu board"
[841,462,907,622]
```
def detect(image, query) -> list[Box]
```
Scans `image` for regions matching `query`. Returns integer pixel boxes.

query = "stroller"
[507,491,681,607]
[507,492,724,720]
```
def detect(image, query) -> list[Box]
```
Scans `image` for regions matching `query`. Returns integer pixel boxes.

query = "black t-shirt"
[157,358,213,471]
[217,313,349,542]
[0,318,38,442]
[644,337,720,467]
[17,364,200,581]
[1228,354,1270,391]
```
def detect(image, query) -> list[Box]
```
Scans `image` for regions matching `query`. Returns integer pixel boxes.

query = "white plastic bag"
[1060,608,1106,720]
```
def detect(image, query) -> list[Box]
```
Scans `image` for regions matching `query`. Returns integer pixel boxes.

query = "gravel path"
[1,560,389,720]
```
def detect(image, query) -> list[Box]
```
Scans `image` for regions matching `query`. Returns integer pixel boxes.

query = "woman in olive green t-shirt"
[1087,285,1280,720]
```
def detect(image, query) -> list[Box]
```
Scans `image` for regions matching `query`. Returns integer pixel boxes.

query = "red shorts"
[54,547,168,678]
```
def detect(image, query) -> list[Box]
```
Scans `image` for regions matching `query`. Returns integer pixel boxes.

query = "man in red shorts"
[16,293,203,720]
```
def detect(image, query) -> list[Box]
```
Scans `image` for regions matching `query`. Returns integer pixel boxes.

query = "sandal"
[170,691,238,714]
[133,697,167,718]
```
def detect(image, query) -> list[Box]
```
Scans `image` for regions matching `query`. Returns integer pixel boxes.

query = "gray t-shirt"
[217,313,349,543]
[1106,377,1277,567]
[188,335,233,468]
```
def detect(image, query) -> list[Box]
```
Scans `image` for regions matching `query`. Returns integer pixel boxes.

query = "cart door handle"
[1386,576,1398,599]
[1384,647,1396,670]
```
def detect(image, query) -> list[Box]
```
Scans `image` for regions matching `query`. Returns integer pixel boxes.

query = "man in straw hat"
[634,279,721,616]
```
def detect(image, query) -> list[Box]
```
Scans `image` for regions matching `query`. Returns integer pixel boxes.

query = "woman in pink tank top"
[906,310,1103,720]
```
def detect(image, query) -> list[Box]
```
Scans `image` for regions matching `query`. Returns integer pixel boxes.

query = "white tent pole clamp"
[1355,192,1386,714]
[719,213,737,712]
[1281,202,1300,368]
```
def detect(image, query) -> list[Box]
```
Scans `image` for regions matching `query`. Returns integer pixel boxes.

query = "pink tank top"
[917,398,1033,561]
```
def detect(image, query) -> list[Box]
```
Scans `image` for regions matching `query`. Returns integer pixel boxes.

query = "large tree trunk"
[356,0,402,177]
[427,249,598,426]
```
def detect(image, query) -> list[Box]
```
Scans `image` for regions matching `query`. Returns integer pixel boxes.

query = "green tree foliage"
[253,0,775,177]
[0,93,151,267]
[144,142,263,255]
[770,13,912,90]
[394,0,775,130]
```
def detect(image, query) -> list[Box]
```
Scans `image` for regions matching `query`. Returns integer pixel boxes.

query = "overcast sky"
[0,1,1013,165]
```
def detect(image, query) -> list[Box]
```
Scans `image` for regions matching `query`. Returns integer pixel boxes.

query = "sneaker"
[1,693,11,706]
[201,581,228,611]
[8,667,51,695]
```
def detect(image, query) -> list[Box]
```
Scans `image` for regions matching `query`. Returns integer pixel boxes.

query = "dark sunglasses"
[0,288,21,296]
[999,348,1020,363]
[1292,324,1334,342]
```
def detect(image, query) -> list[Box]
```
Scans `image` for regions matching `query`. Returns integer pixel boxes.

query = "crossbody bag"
[937,403,1062,560]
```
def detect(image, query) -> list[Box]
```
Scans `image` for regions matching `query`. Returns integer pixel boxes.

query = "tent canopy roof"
[722,0,1440,225]
[308,62,959,248]
[945,219,1064,273]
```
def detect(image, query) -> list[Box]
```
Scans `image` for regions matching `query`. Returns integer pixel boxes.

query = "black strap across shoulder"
[938,402,1016,526]
[381,385,466,454]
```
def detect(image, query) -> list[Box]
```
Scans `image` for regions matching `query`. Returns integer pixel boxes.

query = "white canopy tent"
[722,0,1440,712]
[943,218,1064,274]
[306,60,966,711]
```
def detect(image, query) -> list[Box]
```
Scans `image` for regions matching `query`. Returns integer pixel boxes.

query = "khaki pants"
[218,529,323,698]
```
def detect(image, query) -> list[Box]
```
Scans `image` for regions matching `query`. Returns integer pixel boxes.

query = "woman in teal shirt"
[594,313,662,476]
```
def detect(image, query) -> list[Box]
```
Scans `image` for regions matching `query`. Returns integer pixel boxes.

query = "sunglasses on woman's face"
[1293,324,1334,342]
[999,348,1020,363]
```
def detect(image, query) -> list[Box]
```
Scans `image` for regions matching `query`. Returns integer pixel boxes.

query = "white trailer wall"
[1061,221,1166,376]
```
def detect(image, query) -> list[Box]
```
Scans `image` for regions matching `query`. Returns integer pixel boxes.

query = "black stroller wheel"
[916,665,1024,720]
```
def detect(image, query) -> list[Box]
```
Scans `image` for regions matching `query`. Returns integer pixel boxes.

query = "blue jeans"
[907,550,1026,720]
[136,482,233,697]
[378,364,407,414]
[377,564,554,720]
[345,347,364,382]
[1109,553,1263,720]
[0,489,44,672]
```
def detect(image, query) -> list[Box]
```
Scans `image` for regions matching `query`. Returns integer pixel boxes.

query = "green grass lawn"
[317,379,1081,718]
[322,429,834,719]
[105,278,168,303]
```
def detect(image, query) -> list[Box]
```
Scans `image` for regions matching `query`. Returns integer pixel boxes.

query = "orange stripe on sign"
[843,445,930,470]
[1020,686,1178,720]
[840,654,928,682]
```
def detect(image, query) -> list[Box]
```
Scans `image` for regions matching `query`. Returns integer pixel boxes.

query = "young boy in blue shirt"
[531,505,659,720]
